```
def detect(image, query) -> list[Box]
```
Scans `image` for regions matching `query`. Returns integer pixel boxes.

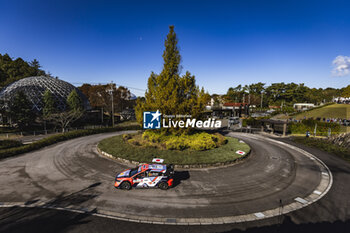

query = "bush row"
[130,130,228,151]
[0,140,23,150]
[289,119,341,136]
[0,124,140,160]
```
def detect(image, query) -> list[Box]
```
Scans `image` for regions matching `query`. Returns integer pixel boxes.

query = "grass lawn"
[292,136,350,163]
[98,135,251,165]
[293,104,350,120]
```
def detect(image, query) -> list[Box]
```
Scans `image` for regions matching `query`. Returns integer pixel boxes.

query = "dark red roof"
[223,103,249,107]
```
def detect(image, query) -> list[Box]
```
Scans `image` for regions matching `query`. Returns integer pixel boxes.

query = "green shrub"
[188,136,216,151]
[214,132,228,146]
[142,130,164,142]
[128,138,140,146]
[0,140,23,150]
[289,119,341,136]
[136,131,226,151]
[122,134,132,141]
[165,137,187,150]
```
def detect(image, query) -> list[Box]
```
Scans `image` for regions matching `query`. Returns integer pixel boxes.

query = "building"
[0,76,90,112]
[293,103,315,111]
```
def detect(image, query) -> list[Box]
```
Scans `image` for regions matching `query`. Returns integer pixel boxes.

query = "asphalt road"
[0,132,348,232]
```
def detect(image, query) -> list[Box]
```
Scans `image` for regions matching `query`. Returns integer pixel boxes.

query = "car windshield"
[129,168,138,177]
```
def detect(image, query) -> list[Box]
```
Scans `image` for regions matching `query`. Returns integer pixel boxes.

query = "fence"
[0,125,107,140]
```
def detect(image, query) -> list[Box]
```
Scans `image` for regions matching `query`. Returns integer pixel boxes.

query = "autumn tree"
[78,83,133,124]
[135,26,209,128]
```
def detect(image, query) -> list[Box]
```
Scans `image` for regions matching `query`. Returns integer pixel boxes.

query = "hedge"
[0,125,140,160]
[289,119,341,136]
[0,140,23,150]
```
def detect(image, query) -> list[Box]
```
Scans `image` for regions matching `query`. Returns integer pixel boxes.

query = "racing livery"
[114,164,174,190]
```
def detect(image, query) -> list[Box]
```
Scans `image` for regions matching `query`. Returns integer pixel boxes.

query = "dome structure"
[0,76,90,111]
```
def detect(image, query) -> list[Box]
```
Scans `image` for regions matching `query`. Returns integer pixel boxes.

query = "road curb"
[96,145,251,170]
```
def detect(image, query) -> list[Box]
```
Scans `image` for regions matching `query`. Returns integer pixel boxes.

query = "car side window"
[149,171,159,177]
[135,172,146,179]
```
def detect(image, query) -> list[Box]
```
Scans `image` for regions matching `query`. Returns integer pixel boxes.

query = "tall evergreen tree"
[67,89,83,111]
[29,59,41,69]
[0,53,46,89]
[9,91,36,129]
[43,89,57,116]
[135,26,208,128]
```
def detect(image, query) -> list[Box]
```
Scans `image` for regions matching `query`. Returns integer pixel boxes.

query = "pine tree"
[67,89,83,111]
[9,91,36,129]
[29,59,41,69]
[43,89,57,117]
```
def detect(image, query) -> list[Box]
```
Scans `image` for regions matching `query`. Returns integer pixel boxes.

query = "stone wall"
[328,133,350,148]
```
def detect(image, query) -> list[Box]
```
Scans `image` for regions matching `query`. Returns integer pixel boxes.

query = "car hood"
[117,169,131,177]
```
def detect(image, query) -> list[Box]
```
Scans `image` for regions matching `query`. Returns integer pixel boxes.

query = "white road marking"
[254,212,265,218]
[295,197,308,204]
[313,190,322,195]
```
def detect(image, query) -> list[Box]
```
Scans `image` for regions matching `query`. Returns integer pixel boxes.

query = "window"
[148,171,160,177]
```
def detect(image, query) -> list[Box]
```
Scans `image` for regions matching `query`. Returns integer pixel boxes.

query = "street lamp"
[108,81,115,127]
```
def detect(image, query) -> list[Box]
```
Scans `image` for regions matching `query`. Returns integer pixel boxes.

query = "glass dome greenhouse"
[0,76,90,112]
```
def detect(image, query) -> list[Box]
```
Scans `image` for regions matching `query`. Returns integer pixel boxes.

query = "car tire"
[120,181,131,190]
[158,182,169,190]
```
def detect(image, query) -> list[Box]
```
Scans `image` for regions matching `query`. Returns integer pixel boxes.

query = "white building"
[293,103,315,111]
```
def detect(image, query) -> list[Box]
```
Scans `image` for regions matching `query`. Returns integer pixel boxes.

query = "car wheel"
[120,181,131,190]
[158,182,169,190]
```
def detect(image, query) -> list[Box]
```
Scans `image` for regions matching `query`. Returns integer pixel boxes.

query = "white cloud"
[332,55,350,76]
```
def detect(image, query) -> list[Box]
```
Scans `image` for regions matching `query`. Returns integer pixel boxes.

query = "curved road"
[0,131,330,225]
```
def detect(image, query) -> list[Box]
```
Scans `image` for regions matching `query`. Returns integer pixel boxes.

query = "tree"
[67,89,83,111]
[0,53,46,89]
[45,111,83,133]
[78,83,133,124]
[45,90,84,132]
[43,89,57,117]
[29,59,41,70]
[341,85,350,98]
[135,26,207,129]
[9,91,36,129]
[245,82,265,95]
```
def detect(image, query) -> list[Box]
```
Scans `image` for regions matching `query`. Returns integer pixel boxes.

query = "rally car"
[114,164,174,190]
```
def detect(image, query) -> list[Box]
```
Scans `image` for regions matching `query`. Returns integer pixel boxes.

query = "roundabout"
[0,131,332,225]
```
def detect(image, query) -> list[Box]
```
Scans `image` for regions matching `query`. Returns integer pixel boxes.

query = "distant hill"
[0,53,46,89]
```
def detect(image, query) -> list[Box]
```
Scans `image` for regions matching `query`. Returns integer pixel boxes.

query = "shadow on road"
[222,216,350,233]
[45,182,102,207]
[0,182,102,233]
[172,171,190,188]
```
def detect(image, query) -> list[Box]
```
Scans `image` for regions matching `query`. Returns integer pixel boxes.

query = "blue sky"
[0,0,349,96]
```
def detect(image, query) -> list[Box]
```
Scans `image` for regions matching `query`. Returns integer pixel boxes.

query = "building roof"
[223,103,249,107]
[0,76,90,111]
